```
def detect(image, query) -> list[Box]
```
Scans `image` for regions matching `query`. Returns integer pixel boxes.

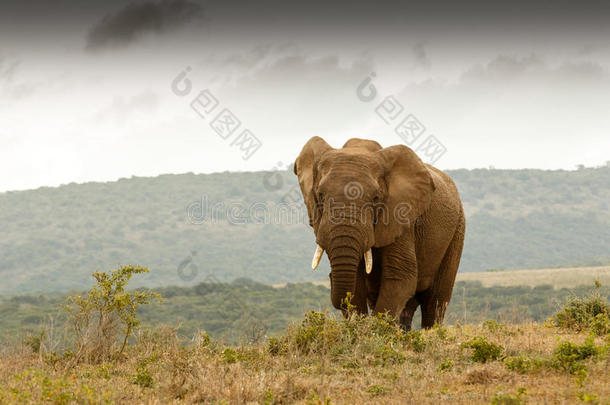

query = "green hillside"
[1,166,609,294]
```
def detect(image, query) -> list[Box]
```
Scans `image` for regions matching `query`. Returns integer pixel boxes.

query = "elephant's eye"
[373,195,380,204]
[318,192,325,203]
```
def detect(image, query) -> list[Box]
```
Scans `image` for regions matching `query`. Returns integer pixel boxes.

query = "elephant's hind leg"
[420,213,465,328]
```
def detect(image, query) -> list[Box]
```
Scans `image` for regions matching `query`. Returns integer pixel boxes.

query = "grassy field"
[285,266,610,290]
[1,265,609,404]
[1,315,609,404]
[457,266,610,289]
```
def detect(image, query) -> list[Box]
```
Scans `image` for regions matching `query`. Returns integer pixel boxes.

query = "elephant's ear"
[374,145,435,247]
[294,137,333,230]
[343,138,382,152]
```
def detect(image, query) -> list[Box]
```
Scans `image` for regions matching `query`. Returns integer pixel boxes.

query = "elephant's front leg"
[351,260,369,315]
[373,231,418,320]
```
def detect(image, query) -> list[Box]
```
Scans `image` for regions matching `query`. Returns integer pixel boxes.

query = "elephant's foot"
[399,297,419,331]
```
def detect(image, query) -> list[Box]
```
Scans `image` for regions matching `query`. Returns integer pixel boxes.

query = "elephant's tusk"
[312,245,324,270]
[364,249,373,274]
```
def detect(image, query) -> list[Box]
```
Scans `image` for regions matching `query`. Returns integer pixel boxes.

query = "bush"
[438,358,453,372]
[552,282,610,334]
[461,336,503,363]
[133,365,154,388]
[550,336,602,374]
[504,355,534,374]
[490,388,527,405]
[64,265,161,364]
[271,310,407,366]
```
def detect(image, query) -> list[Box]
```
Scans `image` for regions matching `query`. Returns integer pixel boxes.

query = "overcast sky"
[1,0,610,191]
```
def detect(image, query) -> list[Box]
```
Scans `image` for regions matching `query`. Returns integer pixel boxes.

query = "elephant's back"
[425,164,463,214]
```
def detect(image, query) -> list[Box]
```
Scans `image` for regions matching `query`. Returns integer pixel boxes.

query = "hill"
[1,165,610,294]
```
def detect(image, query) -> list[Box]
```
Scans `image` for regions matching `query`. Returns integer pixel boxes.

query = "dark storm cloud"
[412,43,430,68]
[85,0,204,51]
[3,0,610,44]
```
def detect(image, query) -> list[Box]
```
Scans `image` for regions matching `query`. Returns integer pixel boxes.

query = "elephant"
[293,137,465,330]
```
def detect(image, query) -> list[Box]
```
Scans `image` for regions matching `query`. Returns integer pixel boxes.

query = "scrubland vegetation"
[3,276,609,345]
[1,267,610,403]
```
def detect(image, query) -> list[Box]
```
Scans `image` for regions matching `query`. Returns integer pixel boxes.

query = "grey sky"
[1,1,609,191]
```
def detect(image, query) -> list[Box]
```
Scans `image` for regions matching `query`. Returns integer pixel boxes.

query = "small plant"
[589,313,610,336]
[23,330,46,354]
[194,331,211,347]
[490,387,527,405]
[133,365,153,388]
[504,355,534,374]
[404,330,427,353]
[365,384,388,396]
[461,336,503,363]
[551,281,610,334]
[221,348,238,364]
[551,336,601,374]
[438,358,453,372]
[64,265,161,364]
[267,336,284,355]
[261,388,275,405]
[577,391,599,403]
[483,319,503,333]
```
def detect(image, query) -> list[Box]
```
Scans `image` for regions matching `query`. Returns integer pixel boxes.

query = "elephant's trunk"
[328,228,363,309]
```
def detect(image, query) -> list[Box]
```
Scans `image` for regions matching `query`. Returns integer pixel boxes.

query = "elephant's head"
[294,137,435,309]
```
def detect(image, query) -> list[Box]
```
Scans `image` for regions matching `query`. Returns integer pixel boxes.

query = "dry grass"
[457,266,610,288]
[1,316,609,404]
[276,266,610,290]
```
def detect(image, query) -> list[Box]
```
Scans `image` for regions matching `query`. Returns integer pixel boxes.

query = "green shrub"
[589,313,610,336]
[404,330,427,353]
[133,365,153,388]
[490,388,527,405]
[483,319,503,333]
[550,336,601,374]
[438,358,453,372]
[461,336,503,363]
[64,265,162,364]
[274,310,407,366]
[552,282,610,334]
[221,348,238,364]
[267,337,284,355]
[365,384,388,396]
[23,330,46,354]
[504,355,534,374]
